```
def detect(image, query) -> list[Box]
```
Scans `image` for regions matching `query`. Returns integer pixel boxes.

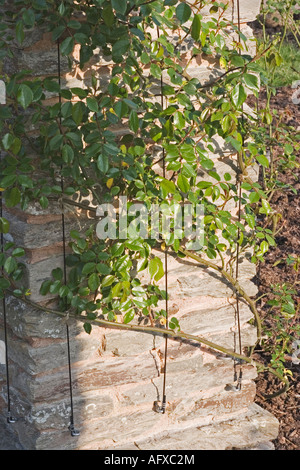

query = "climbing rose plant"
[0,0,297,392]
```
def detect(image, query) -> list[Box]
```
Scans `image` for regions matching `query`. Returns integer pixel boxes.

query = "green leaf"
[114,100,128,118]
[191,14,201,41]
[39,196,49,209]
[22,9,35,27]
[62,144,74,164]
[52,25,66,41]
[173,111,185,130]
[5,187,21,208]
[260,240,269,254]
[2,133,14,150]
[59,285,69,297]
[161,178,176,194]
[82,262,96,275]
[15,21,25,44]
[221,115,231,133]
[249,191,260,204]
[243,73,259,92]
[177,173,190,193]
[67,20,81,30]
[52,267,63,281]
[150,63,161,79]
[88,272,100,291]
[102,5,115,26]
[40,279,52,296]
[259,198,271,215]
[86,96,99,112]
[72,101,84,125]
[149,257,164,282]
[71,88,89,99]
[102,275,115,287]
[256,154,269,168]
[111,0,127,14]
[182,163,196,178]
[231,84,247,108]
[111,243,124,257]
[129,110,139,133]
[12,248,25,258]
[96,263,111,275]
[123,309,135,324]
[0,174,17,188]
[176,2,191,23]
[83,322,92,334]
[60,36,75,55]
[0,217,9,234]
[97,154,109,174]
[43,78,60,93]
[80,45,93,68]
[49,134,63,150]
[0,278,11,290]
[169,316,180,331]
[17,84,33,109]
[4,256,17,274]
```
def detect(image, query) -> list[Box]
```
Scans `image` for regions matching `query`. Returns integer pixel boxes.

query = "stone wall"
[0,0,279,450]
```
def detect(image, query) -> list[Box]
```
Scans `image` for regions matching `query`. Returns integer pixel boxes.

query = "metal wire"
[0,192,16,423]
[57,41,79,436]
[234,0,243,391]
[154,25,169,414]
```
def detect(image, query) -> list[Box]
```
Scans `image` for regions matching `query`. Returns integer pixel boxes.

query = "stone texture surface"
[0,0,279,452]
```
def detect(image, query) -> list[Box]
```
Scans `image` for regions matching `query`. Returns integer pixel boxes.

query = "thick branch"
[177,247,262,342]
[8,290,288,399]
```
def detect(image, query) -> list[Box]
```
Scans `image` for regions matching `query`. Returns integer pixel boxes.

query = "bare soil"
[248,87,300,450]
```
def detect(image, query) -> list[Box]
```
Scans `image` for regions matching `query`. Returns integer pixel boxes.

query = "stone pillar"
[0,0,279,450]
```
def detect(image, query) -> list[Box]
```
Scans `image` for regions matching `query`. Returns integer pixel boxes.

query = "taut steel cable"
[234,0,243,391]
[57,40,80,437]
[0,192,17,424]
[153,25,169,415]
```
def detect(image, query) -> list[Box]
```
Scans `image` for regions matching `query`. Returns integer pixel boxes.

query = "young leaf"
[161,179,176,194]
[256,154,270,168]
[149,257,164,282]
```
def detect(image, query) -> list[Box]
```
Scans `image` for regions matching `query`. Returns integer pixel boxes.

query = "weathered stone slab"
[0,327,103,377]
[131,403,279,451]
[118,360,256,410]
[178,300,253,337]
[208,322,258,350]
[2,296,66,339]
[3,207,91,251]
[149,252,258,300]
[103,328,162,358]
[25,392,114,433]
[172,380,256,424]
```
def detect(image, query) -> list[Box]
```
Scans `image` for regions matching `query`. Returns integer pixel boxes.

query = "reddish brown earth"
[248,87,300,450]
